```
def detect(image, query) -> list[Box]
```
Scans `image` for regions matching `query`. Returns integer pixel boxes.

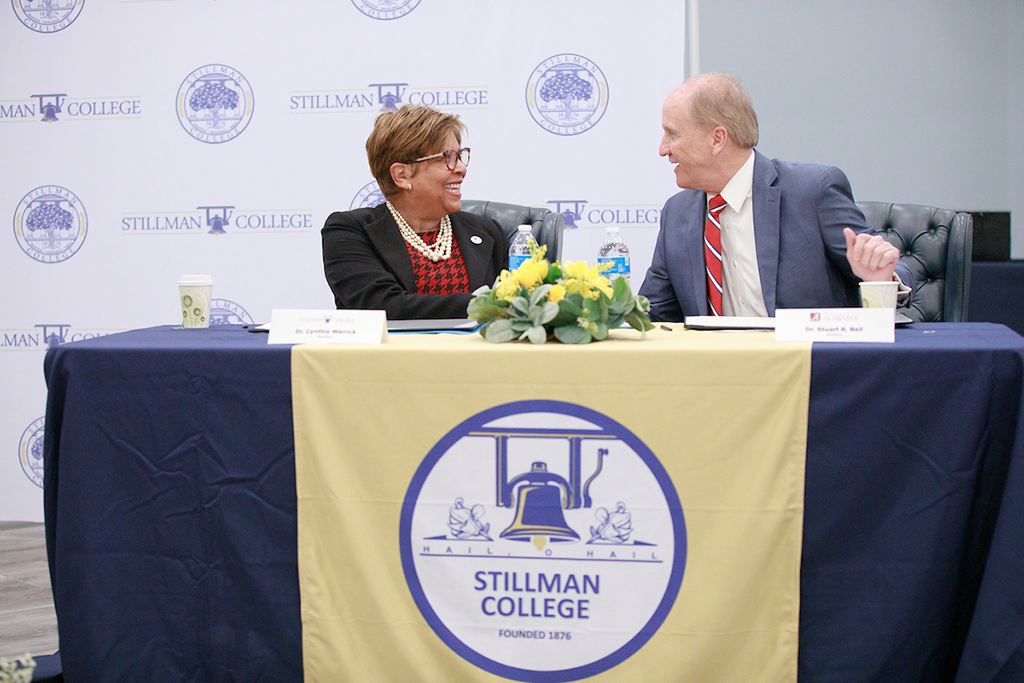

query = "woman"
[322,105,508,319]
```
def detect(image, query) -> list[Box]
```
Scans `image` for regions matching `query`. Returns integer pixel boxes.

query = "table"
[43,324,1024,683]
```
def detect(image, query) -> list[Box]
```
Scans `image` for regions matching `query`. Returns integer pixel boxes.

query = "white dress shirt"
[711,150,768,317]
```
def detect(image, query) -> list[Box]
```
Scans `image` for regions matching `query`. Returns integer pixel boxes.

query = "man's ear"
[390,162,414,190]
[710,126,729,155]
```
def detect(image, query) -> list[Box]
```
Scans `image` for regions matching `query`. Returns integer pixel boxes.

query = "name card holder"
[775,308,894,343]
[267,309,387,345]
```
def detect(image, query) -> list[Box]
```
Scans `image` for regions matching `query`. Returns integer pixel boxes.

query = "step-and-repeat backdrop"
[1,1,686,521]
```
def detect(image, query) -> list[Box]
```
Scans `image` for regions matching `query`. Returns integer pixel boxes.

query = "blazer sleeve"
[321,208,506,320]
[815,167,916,298]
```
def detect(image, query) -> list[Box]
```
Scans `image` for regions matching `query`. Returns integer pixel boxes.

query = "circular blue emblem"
[400,400,686,682]
[14,186,88,263]
[351,0,420,20]
[526,54,609,136]
[19,417,46,488]
[350,180,385,210]
[176,65,254,144]
[210,298,254,326]
[11,0,84,33]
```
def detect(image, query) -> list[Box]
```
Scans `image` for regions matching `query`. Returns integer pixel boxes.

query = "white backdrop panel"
[0,0,687,521]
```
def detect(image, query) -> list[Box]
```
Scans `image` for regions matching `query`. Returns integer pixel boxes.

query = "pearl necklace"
[386,201,453,262]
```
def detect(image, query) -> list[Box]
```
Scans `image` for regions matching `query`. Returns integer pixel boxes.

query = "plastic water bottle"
[509,225,533,270]
[598,226,630,286]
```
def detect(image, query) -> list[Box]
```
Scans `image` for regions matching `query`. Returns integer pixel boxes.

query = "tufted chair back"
[461,200,565,262]
[856,202,973,322]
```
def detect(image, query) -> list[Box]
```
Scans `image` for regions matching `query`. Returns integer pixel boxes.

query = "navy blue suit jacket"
[639,150,914,321]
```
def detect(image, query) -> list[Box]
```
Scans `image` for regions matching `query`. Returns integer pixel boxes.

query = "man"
[639,72,913,321]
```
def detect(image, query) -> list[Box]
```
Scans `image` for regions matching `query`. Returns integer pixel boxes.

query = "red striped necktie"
[704,193,727,316]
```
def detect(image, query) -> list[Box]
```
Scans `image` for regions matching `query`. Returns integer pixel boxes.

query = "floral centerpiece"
[468,241,654,344]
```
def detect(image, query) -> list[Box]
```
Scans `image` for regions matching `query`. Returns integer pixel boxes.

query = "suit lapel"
[365,205,416,290]
[751,151,781,316]
[451,212,495,287]
[689,193,710,316]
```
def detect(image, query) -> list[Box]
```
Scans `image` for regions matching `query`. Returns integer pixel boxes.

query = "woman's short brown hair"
[366,105,466,198]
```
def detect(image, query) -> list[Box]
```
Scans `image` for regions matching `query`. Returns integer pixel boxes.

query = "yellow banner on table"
[293,327,811,683]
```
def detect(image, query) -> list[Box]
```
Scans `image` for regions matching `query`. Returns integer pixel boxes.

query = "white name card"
[775,308,894,343]
[267,309,387,345]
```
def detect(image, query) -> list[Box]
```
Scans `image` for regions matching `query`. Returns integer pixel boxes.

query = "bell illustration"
[500,462,580,545]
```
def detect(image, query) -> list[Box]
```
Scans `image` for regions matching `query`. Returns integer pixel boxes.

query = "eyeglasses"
[409,147,471,171]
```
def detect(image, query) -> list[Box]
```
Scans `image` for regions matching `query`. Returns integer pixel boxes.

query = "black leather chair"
[461,200,565,262]
[856,202,973,322]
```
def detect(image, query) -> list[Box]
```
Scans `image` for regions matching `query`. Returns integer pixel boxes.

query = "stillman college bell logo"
[176,65,255,144]
[400,400,686,681]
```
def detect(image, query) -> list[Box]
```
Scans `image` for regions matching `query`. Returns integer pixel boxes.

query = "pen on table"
[660,325,673,332]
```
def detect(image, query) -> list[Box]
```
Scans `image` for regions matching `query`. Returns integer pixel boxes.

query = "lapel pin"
[470,235,482,245]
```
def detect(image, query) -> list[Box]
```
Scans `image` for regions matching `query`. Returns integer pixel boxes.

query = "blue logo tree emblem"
[526,54,609,136]
[189,79,239,131]
[12,0,84,33]
[540,68,594,122]
[177,65,255,144]
[19,417,46,488]
[14,186,88,263]
[26,200,73,249]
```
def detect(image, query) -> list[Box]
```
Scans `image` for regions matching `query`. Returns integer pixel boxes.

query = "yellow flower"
[515,260,547,289]
[494,270,520,302]
[548,283,565,303]
[562,261,588,280]
[594,277,613,298]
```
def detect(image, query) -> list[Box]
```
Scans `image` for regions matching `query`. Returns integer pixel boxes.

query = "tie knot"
[709,193,727,214]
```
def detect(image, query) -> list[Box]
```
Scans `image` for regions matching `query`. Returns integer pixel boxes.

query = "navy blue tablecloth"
[43,324,1024,683]
[969,262,1024,336]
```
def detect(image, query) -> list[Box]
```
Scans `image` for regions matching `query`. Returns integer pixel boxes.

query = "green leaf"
[483,319,516,343]
[511,296,530,315]
[529,284,553,307]
[555,324,591,344]
[558,295,585,317]
[525,325,548,344]
[613,275,629,299]
[592,322,609,340]
[539,301,559,325]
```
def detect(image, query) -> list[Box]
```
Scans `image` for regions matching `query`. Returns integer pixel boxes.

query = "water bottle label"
[509,254,530,270]
[599,256,630,280]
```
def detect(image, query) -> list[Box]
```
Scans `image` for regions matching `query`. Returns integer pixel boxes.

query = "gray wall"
[699,0,1024,258]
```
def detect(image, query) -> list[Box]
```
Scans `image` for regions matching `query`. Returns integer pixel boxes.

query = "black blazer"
[322,203,509,319]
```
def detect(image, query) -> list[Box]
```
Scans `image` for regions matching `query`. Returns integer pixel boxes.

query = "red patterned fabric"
[406,230,470,295]
[704,193,727,316]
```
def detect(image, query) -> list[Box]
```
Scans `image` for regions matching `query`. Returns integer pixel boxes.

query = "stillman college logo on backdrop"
[19,418,45,488]
[12,0,84,33]
[350,0,420,20]
[350,181,385,210]
[177,65,254,144]
[526,54,609,136]
[210,299,254,326]
[14,186,88,263]
[400,400,686,682]
[546,200,662,231]
[0,93,141,123]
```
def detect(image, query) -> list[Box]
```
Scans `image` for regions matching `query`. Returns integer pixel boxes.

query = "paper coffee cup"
[179,275,213,328]
[859,280,898,309]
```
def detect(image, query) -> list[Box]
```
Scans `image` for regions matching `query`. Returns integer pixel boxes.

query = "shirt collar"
[715,149,755,212]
